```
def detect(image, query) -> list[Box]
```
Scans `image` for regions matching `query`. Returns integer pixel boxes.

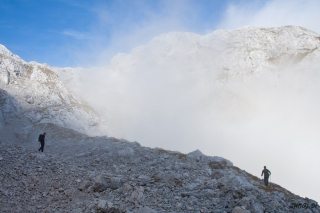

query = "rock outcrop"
[0,44,110,140]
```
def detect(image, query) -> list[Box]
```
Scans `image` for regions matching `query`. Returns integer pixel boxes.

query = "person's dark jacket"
[261,169,271,178]
[38,134,45,143]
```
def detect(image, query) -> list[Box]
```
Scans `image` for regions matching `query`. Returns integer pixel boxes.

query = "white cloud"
[218,0,320,33]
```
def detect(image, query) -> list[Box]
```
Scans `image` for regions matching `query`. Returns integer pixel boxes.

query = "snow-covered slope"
[107,25,319,75]
[0,44,110,142]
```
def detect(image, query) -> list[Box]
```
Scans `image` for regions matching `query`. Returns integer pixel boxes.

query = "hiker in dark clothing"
[261,166,271,186]
[38,132,46,152]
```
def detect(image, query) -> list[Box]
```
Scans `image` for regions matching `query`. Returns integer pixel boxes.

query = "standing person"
[261,166,271,186]
[38,132,46,152]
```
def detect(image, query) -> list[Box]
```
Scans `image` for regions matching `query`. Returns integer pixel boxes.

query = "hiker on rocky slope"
[261,166,271,186]
[38,132,46,152]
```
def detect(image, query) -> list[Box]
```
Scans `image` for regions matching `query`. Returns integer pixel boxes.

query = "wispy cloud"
[89,0,197,65]
[62,30,92,40]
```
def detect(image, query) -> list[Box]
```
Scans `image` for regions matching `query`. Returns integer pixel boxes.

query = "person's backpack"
[38,134,42,142]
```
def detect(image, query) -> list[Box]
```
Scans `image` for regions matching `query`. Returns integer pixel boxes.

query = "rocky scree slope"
[0,137,319,213]
[0,44,109,142]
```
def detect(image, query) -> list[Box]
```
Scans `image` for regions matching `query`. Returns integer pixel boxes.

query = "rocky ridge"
[0,44,109,141]
[0,137,318,213]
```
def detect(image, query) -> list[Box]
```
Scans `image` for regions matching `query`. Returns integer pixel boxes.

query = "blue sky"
[0,0,229,67]
[1,0,320,67]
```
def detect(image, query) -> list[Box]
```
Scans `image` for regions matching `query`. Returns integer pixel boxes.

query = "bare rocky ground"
[0,136,319,213]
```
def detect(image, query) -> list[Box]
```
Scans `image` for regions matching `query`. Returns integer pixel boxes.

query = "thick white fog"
[43,0,320,204]
[70,28,320,202]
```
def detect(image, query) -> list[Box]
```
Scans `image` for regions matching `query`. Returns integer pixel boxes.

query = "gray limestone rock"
[187,149,206,161]
[95,199,124,213]
[134,206,157,213]
[117,147,135,157]
[93,175,125,192]
[232,206,251,213]
[152,172,176,186]
[0,134,319,213]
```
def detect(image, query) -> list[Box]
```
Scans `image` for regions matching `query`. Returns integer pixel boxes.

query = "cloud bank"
[74,26,320,202]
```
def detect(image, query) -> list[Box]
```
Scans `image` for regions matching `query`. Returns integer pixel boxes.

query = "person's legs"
[39,141,44,152]
[264,177,269,186]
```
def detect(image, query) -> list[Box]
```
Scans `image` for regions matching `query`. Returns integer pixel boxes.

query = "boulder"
[134,206,157,213]
[251,203,264,213]
[185,182,201,190]
[210,156,233,166]
[94,199,123,213]
[117,147,135,157]
[186,149,206,161]
[130,186,144,202]
[232,206,251,213]
[152,172,176,186]
[92,175,125,192]
[209,156,233,169]
[78,181,93,192]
